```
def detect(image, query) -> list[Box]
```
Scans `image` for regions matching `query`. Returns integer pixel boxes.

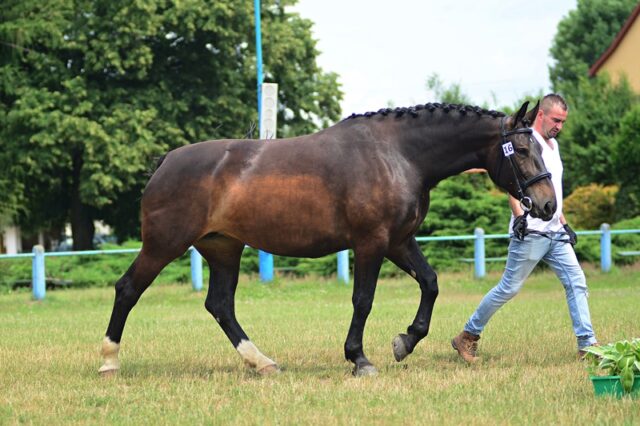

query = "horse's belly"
[217,175,345,256]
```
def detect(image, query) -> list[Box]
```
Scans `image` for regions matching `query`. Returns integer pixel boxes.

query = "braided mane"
[344,103,505,121]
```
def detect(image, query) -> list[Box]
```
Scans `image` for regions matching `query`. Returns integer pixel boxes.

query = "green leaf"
[621,367,634,393]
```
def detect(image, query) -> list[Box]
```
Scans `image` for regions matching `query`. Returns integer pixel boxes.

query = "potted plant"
[584,338,640,398]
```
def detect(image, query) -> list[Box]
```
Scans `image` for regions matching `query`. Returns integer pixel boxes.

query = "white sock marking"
[236,339,277,371]
[99,336,120,373]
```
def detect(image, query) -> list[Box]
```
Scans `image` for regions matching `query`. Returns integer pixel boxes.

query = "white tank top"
[508,129,564,234]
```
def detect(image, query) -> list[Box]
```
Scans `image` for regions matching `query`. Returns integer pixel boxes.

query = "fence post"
[337,250,349,284]
[600,223,611,272]
[259,251,274,282]
[32,245,46,300]
[190,247,203,291]
[474,228,486,279]
[257,82,278,284]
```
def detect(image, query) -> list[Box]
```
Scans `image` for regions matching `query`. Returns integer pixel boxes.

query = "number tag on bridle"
[502,141,514,157]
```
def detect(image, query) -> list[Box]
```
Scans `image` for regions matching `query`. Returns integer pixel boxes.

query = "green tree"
[426,73,473,105]
[549,0,637,94]
[544,0,639,196]
[560,75,637,192]
[612,103,640,220]
[0,0,342,249]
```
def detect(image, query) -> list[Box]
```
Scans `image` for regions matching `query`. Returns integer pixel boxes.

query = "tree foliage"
[426,73,473,105]
[547,0,639,197]
[0,0,342,248]
[612,103,640,220]
[560,75,638,193]
[549,0,637,93]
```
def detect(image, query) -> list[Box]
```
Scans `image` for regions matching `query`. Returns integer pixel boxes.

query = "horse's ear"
[509,101,529,128]
[523,100,540,127]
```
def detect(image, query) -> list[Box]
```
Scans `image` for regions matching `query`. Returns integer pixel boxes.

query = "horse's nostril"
[544,201,555,217]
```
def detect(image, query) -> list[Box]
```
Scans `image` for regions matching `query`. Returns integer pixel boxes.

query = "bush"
[564,184,618,229]
[418,172,511,270]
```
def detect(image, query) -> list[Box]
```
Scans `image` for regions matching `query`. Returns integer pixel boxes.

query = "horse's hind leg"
[99,244,188,375]
[344,245,385,376]
[195,236,278,375]
[386,237,439,362]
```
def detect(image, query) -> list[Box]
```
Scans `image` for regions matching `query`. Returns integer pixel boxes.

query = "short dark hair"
[541,93,568,113]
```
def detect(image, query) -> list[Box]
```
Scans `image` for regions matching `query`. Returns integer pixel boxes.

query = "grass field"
[1,265,639,425]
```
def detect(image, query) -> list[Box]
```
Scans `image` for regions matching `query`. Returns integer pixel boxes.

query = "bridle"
[497,117,552,213]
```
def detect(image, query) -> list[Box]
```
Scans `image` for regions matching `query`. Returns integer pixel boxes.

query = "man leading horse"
[452,93,599,363]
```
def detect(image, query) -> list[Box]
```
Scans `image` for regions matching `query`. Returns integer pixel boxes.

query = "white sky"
[291,0,577,116]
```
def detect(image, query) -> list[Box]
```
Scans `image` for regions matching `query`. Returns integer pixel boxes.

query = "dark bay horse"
[99,101,556,377]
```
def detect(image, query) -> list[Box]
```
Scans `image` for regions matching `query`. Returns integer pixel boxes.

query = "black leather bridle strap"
[498,117,552,210]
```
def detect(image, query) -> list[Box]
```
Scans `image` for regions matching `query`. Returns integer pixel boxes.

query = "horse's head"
[487,101,556,220]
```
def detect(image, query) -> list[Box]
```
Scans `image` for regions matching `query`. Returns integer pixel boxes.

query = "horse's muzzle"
[532,200,556,221]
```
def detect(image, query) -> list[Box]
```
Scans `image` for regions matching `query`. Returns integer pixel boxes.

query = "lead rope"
[516,211,573,244]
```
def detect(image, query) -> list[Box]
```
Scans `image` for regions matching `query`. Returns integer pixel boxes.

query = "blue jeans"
[464,233,597,350]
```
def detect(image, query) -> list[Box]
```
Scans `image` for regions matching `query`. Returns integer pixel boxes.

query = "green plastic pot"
[590,375,640,398]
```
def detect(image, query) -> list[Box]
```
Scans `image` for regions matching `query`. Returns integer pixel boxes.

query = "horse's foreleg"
[197,237,279,375]
[387,238,439,362]
[100,248,183,376]
[344,247,384,377]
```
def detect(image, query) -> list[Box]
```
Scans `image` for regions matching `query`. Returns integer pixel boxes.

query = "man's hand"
[563,223,578,246]
[512,214,528,240]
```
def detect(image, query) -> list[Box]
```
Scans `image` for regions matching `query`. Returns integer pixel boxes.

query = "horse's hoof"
[392,334,411,362]
[353,364,378,377]
[98,367,118,378]
[257,363,280,376]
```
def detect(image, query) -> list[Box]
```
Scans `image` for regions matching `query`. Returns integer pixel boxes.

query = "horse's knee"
[204,298,231,323]
[351,294,374,315]
[114,278,141,310]
[204,298,218,317]
[419,273,439,299]
[424,283,439,299]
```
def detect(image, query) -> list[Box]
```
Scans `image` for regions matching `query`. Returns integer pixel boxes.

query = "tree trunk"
[70,152,94,251]
[70,191,95,251]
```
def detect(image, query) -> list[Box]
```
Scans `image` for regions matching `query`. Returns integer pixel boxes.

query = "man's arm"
[560,213,577,245]
[510,195,528,240]
[509,195,524,216]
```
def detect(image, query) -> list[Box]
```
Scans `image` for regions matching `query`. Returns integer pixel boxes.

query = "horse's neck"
[398,117,497,185]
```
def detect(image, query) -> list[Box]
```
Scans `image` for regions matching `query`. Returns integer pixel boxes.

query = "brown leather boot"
[578,342,600,360]
[451,331,480,363]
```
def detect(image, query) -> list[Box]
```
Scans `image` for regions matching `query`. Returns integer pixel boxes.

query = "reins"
[524,228,573,243]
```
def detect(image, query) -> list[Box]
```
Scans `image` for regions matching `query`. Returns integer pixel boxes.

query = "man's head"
[534,93,568,141]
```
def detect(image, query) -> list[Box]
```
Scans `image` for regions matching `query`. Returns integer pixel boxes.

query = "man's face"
[536,104,568,140]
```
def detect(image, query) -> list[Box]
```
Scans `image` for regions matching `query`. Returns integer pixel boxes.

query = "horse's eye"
[516,148,529,156]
